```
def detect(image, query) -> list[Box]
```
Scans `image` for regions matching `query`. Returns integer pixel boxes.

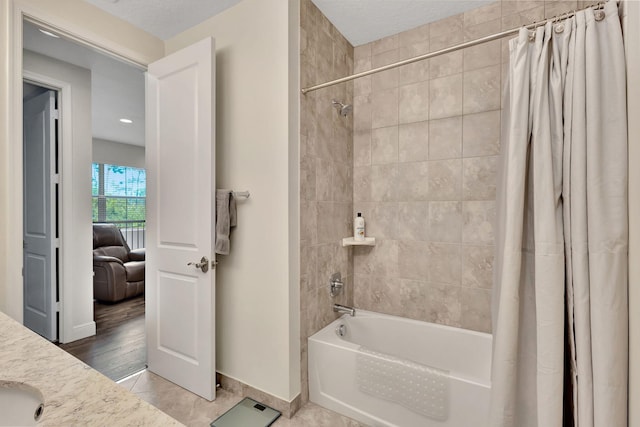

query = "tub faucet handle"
[330,272,343,297]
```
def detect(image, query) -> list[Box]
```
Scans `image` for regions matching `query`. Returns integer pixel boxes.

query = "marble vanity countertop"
[0,311,183,426]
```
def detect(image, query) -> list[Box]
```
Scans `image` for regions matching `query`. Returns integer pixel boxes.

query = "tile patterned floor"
[118,370,365,427]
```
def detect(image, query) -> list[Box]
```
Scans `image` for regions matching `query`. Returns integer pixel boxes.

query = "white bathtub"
[308,310,492,427]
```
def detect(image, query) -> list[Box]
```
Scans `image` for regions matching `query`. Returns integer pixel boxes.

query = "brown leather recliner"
[92,223,145,303]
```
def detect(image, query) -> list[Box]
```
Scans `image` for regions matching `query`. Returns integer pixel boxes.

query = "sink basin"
[0,381,44,426]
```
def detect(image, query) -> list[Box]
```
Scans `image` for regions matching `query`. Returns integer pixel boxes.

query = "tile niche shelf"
[341,237,376,247]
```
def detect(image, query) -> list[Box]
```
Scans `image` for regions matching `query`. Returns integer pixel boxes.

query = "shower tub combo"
[308,309,492,427]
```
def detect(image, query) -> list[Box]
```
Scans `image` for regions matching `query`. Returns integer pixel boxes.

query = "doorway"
[22,19,148,382]
[22,82,59,342]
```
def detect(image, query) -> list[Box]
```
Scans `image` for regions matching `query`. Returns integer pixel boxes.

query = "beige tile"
[371,126,399,165]
[463,65,501,114]
[371,88,399,128]
[372,49,399,91]
[353,202,398,239]
[398,59,430,86]
[429,201,462,243]
[131,371,241,426]
[428,243,462,285]
[317,242,349,290]
[399,81,430,124]
[300,244,317,292]
[397,202,430,241]
[372,34,398,55]
[463,110,501,157]
[300,155,316,202]
[464,1,502,27]
[354,75,372,96]
[429,74,463,120]
[353,166,371,202]
[501,1,544,17]
[353,130,371,167]
[371,164,399,201]
[395,278,430,320]
[353,43,371,62]
[316,202,351,245]
[353,94,372,132]
[462,245,494,289]
[332,45,350,81]
[396,161,429,201]
[334,163,352,203]
[424,281,462,327]
[502,5,545,29]
[463,40,501,72]
[300,201,317,244]
[398,240,430,280]
[354,239,399,278]
[116,371,142,391]
[429,116,462,160]
[398,23,430,46]
[354,54,371,74]
[399,121,429,162]
[354,273,394,314]
[430,13,464,38]
[398,40,429,61]
[544,1,578,18]
[464,17,502,42]
[430,51,463,79]
[315,28,334,82]
[430,30,464,52]
[316,158,332,201]
[462,201,496,244]
[460,287,492,332]
[462,156,498,200]
[428,159,462,201]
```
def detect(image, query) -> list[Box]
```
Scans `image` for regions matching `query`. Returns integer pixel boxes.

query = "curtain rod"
[301,1,608,95]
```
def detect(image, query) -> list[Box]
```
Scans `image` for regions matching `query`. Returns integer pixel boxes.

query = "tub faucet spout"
[333,303,355,316]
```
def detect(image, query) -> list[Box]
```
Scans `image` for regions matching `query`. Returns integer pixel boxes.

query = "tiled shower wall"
[299,0,588,403]
[299,0,354,404]
[351,0,585,333]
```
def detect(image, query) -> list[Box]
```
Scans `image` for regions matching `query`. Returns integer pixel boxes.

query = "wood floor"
[59,295,146,381]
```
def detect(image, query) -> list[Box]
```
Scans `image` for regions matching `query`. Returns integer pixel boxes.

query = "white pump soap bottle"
[354,212,365,241]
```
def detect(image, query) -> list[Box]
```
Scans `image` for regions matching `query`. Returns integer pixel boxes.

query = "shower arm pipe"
[300,1,607,95]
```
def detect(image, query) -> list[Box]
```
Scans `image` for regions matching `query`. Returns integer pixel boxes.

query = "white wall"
[166,0,300,402]
[0,1,163,323]
[93,138,145,169]
[23,49,95,342]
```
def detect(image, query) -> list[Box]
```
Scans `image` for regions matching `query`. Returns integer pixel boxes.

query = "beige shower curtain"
[490,2,628,426]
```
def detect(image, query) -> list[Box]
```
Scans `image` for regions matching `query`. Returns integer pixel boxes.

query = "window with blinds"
[92,163,146,223]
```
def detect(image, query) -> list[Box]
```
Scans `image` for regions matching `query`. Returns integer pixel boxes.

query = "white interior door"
[145,37,216,401]
[23,89,57,341]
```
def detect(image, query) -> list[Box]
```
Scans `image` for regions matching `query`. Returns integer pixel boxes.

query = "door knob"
[188,256,209,273]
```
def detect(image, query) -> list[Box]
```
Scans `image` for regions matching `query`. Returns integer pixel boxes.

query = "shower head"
[332,99,353,117]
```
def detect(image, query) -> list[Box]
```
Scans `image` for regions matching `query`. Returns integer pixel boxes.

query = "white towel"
[215,190,237,255]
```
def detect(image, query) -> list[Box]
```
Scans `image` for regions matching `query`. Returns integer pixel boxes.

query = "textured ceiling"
[312,0,493,46]
[23,21,146,147]
[84,0,244,40]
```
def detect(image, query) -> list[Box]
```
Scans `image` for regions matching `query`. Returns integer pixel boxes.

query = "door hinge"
[23,240,26,249]
[52,109,60,120]
[52,174,60,184]
[56,301,62,312]
[211,260,218,270]
[54,238,60,248]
